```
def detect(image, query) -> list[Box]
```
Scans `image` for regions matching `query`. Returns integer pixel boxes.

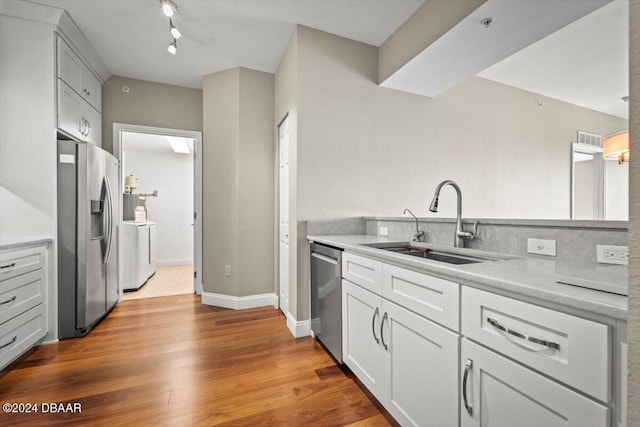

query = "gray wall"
[281,24,627,321]
[202,67,275,297]
[102,76,203,154]
[628,0,639,423]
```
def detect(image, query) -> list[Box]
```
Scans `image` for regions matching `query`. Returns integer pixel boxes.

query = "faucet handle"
[458,221,479,240]
[413,230,425,242]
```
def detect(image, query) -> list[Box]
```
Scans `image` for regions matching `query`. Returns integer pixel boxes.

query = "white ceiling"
[478,0,629,119]
[30,0,423,89]
[122,131,194,154]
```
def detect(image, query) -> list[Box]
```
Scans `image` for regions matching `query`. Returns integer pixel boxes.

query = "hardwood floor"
[0,295,395,426]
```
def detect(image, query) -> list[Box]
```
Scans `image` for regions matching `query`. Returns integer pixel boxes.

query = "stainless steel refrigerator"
[57,140,119,338]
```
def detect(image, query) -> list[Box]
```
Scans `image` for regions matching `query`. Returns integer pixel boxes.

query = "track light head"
[161,0,177,17]
[168,39,177,55]
[169,19,181,39]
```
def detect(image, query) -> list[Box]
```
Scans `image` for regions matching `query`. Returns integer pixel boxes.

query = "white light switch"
[527,238,556,256]
[224,265,231,276]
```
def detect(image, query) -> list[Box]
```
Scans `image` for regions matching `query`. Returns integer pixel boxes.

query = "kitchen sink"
[361,243,503,265]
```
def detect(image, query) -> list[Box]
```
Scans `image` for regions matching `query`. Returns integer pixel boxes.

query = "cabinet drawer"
[383,264,459,331]
[0,269,46,324]
[0,245,46,282]
[342,252,382,295]
[0,304,47,370]
[462,286,609,402]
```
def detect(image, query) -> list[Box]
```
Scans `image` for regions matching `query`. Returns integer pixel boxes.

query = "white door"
[382,300,459,427]
[278,116,290,315]
[461,339,608,427]
[342,280,383,399]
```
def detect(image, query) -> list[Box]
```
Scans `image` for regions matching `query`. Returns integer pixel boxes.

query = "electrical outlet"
[379,226,389,237]
[597,245,628,265]
[527,238,556,256]
[224,265,231,276]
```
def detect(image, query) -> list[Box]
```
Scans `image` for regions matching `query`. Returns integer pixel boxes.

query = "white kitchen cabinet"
[57,80,101,146]
[460,338,608,427]
[56,34,102,146]
[0,244,48,369]
[381,299,459,427]
[342,279,384,399]
[343,276,459,426]
[57,36,101,112]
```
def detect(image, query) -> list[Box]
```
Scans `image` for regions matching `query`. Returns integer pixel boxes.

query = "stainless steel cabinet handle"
[371,307,380,344]
[0,336,17,349]
[380,312,388,351]
[487,317,560,351]
[0,262,16,271]
[463,359,473,416]
[0,296,17,305]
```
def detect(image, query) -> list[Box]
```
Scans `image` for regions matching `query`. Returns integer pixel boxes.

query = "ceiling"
[122,131,194,154]
[30,0,424,89]
[478,0,629,119]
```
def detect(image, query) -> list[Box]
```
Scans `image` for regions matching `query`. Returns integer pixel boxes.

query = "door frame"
[113,123,203,299]
[277,114,290,317]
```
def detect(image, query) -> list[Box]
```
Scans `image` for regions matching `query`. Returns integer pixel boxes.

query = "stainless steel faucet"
[428,180,478,248]
[403,208,425,242]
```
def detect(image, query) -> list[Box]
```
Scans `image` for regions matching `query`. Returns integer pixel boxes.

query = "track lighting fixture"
[169,18,181,39]
[161,0,177,17]
[168,39,177,55]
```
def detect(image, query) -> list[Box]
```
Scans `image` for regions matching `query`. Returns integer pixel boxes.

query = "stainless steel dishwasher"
[310,242,343,362]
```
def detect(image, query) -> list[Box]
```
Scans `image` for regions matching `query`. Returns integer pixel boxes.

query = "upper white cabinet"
[57,36,101,112]
[56,35,103,146]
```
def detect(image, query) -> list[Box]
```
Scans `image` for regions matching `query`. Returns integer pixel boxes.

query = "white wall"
[123,148,194,266]
[0,15,56,241]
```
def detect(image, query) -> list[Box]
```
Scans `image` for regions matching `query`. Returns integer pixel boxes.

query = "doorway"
[113,123,203,301]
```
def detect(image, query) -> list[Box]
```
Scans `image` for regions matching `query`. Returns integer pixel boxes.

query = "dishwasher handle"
[311,252,338,265]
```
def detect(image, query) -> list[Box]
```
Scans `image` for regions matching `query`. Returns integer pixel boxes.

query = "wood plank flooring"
[0,294,396,426]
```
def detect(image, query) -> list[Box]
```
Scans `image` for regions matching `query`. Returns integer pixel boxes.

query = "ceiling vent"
[577,131,602,148]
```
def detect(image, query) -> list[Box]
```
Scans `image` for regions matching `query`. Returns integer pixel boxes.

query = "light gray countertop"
[0,237,53,251]
[308,234,628,320]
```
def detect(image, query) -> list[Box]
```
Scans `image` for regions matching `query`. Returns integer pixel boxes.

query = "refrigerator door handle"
[103,176,114,264]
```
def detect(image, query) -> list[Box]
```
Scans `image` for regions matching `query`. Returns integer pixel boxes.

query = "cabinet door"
[342,279,383,399]
[460,339,608,427]
[57,36,102,112]
[82,104,102,147]
[382,300,459,427]
[57,80,84,141]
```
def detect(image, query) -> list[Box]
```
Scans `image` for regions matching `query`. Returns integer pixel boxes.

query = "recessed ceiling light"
[161,0,177,17]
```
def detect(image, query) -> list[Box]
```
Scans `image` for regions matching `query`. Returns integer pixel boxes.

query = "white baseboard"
[157,259,194,266]
[286,312,311,338]
[201,292,279,310]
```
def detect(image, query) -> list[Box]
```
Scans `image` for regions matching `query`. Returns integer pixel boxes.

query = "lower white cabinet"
[382,299,459,427]
[122,221,157,291]
[342,278,459,426]
[460,338,608,427]
[342,279,384,398]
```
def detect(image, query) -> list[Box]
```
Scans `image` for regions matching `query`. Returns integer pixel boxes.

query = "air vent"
[577,131,602,148]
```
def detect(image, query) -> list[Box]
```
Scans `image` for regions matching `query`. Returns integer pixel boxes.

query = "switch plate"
[379,226,389,237]
[527,238,556,256]
[224,265,231,276]
[597,245,628,265]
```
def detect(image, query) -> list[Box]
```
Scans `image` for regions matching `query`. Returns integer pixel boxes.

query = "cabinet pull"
[463,359,473,416]
[0,296,17,305]
[0,336,17,349]
[371,307,380,344]
[487,317,560,351]
[0,262,16,271]
[380,312,388,351]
